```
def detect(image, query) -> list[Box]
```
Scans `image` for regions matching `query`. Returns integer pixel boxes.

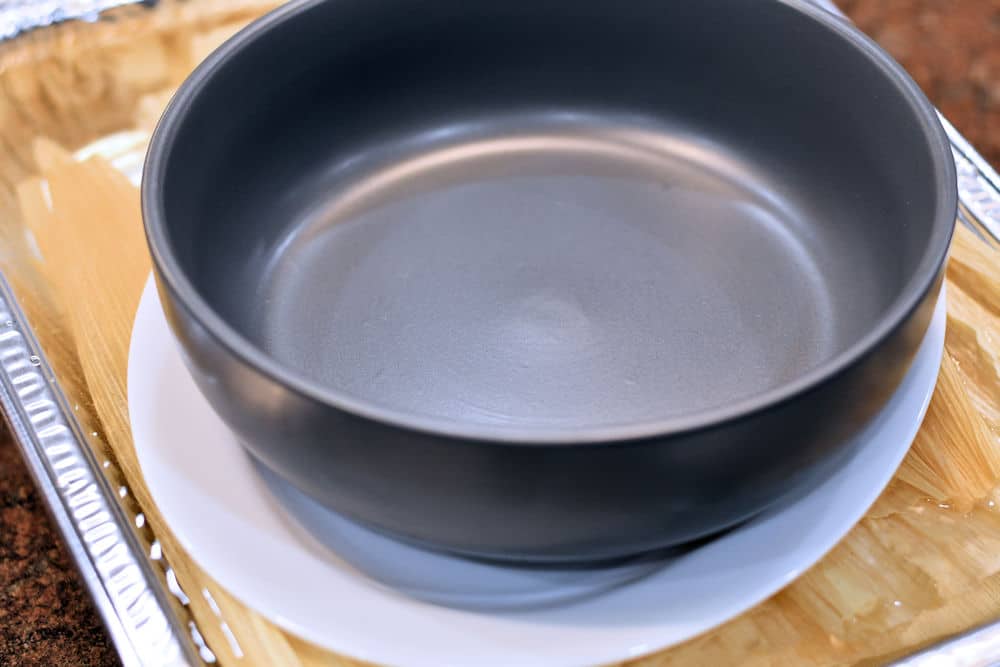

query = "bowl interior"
[150,0,949,433]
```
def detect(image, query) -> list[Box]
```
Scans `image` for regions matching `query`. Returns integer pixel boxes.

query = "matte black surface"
[143,0,956,560]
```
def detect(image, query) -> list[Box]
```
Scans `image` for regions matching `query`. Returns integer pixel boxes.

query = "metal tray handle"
[942,113,1000,244]
[0,274,198,666]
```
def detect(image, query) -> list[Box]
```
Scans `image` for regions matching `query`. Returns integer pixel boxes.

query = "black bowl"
[142,0,955,562]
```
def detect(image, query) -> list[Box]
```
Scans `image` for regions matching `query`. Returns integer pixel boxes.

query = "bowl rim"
[141,0,957,445]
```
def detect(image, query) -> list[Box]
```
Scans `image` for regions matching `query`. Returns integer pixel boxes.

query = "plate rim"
[128,276,945,667]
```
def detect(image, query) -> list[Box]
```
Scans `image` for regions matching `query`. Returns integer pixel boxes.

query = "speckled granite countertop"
[841,0,1000,167]
[0,1,996,665]
[0,430,120,666]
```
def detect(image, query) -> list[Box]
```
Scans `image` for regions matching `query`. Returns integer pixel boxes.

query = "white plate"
[129,278,945,667]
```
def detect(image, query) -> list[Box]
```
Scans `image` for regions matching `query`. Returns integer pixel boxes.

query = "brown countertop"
[841,0,1000,167]
[0,429,120,666]
[0,1,996,665]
